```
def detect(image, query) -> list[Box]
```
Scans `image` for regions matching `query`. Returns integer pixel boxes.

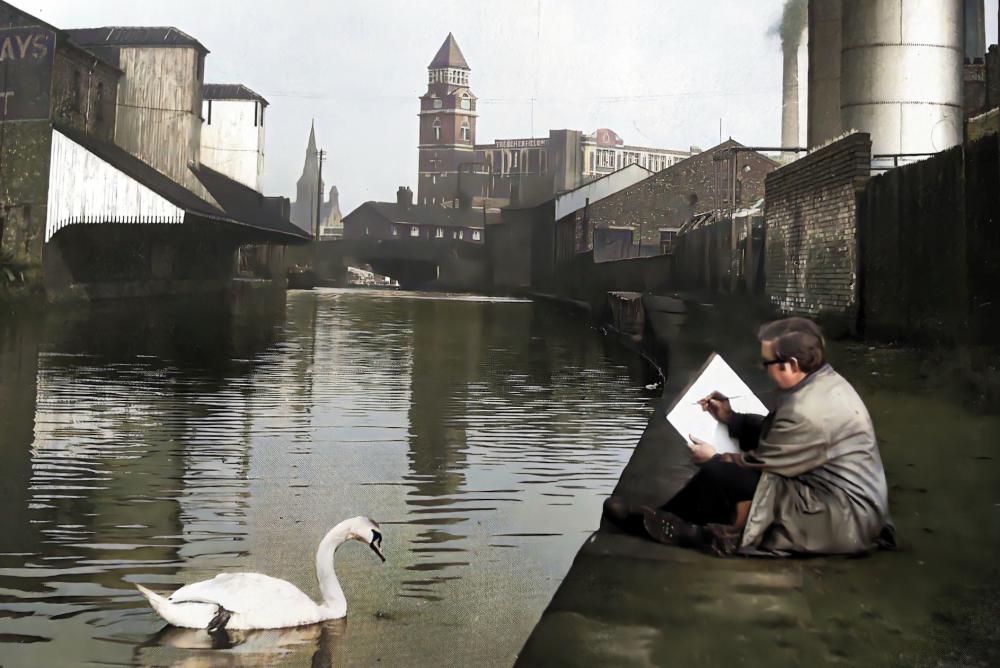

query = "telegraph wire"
[258,89,781,103]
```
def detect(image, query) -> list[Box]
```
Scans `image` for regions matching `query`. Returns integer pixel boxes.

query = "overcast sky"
[35,0,1000,215]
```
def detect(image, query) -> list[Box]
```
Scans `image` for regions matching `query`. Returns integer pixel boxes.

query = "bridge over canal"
[317,237,488,291]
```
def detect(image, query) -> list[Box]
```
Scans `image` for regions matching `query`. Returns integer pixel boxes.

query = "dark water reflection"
[0,289,652,667]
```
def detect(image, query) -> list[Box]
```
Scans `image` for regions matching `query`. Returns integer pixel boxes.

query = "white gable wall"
[45,129,185,242]
[201,98,266,192]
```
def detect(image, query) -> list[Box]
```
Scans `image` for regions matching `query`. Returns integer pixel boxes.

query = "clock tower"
[418,34,477,206]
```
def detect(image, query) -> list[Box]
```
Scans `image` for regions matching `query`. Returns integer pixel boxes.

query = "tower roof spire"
[429,33,469,70]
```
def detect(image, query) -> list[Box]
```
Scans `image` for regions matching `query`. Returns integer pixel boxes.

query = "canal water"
[0,289,655,667]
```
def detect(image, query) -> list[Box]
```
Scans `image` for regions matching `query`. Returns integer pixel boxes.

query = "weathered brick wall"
[51,48,119,141]
[1,5,120,294]
[763,132,871,334]
[586,140,777,250]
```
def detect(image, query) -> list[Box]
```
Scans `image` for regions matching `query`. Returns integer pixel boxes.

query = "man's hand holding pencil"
[697,391,734,426]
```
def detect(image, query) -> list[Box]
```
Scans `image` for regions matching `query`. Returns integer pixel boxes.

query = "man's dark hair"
[757,317,826,373]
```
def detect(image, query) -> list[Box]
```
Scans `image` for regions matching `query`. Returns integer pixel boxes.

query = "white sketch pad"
[665,353,768,454]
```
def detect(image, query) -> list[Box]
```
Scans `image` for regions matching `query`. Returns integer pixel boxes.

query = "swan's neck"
[315,521,351,616]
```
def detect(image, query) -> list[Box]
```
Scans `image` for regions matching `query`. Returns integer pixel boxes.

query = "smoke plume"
[770,0,807,49]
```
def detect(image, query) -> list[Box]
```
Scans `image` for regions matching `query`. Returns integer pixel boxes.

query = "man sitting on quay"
[604,317,896,557]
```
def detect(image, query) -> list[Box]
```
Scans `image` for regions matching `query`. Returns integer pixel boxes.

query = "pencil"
[692,395,744,404]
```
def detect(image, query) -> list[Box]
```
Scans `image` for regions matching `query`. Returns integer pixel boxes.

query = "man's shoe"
[704,523,743,556]
[641,508,697,546]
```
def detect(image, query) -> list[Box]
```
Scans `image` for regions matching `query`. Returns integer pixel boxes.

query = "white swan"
[135,517,384,631]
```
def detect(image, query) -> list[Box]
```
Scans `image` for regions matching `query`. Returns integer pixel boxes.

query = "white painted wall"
[555,164,653,221]
[46,129,185,242]
[201,98,266,192]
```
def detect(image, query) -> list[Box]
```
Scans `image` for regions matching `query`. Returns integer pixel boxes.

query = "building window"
[410,226,420,237]
[460,121,470,141]
[472,230,481,241]
[365,227,369,236]
[391,225,399,236]
[206,99,212,124]
[435,228,444,238]
[457,230,464,240]
[433,119,441,141]
[660,230,677,254]
[460,94,471,111]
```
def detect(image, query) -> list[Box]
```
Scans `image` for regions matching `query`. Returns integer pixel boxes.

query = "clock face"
[433,99,443,109]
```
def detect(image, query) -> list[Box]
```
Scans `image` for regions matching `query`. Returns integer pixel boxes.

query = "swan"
[135,517,384,631]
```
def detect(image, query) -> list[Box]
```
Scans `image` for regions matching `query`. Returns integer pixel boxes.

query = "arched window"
[432,118,442,141]
[460,121,470,142]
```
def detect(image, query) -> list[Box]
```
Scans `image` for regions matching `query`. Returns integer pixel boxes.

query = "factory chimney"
[774,0,808,154]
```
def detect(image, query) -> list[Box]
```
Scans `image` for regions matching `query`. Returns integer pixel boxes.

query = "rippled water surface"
[0,289,654,667]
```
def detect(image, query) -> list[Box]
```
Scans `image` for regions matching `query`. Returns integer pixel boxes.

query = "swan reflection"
[135,620,346,667]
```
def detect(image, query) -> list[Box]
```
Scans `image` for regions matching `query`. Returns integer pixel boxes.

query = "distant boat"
[287,266,317,290]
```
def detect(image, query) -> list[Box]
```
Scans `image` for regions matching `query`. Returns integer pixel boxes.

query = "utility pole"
[314,149,326,241]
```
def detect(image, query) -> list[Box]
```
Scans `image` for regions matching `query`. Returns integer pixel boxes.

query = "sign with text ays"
[0,26,55,122]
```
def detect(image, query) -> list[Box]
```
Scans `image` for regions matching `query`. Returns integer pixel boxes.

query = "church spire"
[307,119,317,155]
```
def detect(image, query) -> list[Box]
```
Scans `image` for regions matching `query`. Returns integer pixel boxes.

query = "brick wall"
[763,132,871,334]
[585,140,777,253]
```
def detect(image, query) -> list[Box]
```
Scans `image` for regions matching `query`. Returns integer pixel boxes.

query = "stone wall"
[763,132,871,334]
[42,222,245,302]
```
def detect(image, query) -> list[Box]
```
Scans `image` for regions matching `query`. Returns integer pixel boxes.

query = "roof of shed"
[55,125,225,219]
[202,84,269,105]
[65,26,209,54]
[56,125,311,241]
[191,164,312,240]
